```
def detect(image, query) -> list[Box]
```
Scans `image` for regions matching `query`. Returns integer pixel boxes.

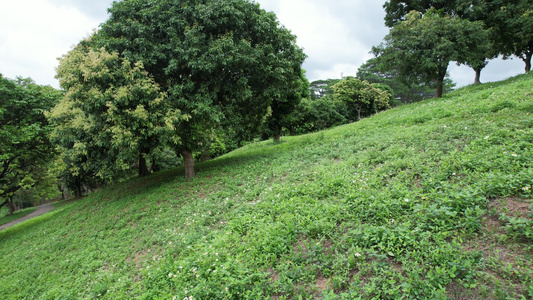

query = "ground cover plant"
[0,73,532,299]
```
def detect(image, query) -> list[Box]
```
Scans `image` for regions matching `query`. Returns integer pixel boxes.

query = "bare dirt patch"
[268,268,279,284]
[489,197,531,218]
[312,275,330,299]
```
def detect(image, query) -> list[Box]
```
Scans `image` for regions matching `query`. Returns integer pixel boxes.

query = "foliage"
[309,79,341,100]
[0,75,61,214]
[383,0,532,76]
[265,70,310,139]
[51,44,180,184]
[332,77,391,121]
[373,10,489,97]
[486,0,533,72]
[1,73,532,299]
[357,57,456,103]
[289,97,347,134]
[96,0,306,179]
[383,0,462,27]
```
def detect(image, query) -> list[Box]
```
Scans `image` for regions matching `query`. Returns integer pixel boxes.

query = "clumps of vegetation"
[0,73,531,299]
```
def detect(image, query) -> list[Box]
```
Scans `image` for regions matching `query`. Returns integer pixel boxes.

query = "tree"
[95,0,305,179]
[332,77,391,121]
[284,97,346,134]
[266,70,310,140]
[357,57,440,103]
[383,0,498,83]
[309,79,341,100]
[487,0,533,73]
[383,0,461,27]
[373,11,489,98]
[52,44,181,181]
[0,75,61,215]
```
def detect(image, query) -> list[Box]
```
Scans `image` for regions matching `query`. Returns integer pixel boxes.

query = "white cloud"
[269,0,385,82]
[0,0,101,87]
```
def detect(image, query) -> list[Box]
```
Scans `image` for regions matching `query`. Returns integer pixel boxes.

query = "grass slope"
[0,207,37,226]
[1,74,533,299]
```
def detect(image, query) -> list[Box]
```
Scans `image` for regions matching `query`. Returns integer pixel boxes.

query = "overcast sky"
[0,0,525,89]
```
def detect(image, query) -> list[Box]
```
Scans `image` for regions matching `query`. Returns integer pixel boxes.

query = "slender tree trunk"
[139,154,149,177]
[288,125,294,136]
[7,197,15,215]
[435,69,447,98]
[273,134,281,141]
[524,51,532,73]
[75,177,83,198]
[356,106,362,121]
[181,148,195,181]
[138,148,150,177]
[474,68,482,84]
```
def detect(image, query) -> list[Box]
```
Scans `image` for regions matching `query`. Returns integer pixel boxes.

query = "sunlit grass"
[0,73,532,299]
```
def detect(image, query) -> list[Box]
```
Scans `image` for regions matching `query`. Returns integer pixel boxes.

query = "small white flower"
[168,273,173,278]
[512,153,518,157]
[404,199,409,202]
[355,253,361,257]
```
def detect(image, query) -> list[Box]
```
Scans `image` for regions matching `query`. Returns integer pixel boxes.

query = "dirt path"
[0,204,54,232]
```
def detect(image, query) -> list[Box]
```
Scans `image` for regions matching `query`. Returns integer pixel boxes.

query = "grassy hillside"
[1,74,532,299]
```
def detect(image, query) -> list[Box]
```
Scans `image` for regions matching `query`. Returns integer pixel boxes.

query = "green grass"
[1,73,533,299]
[0,206,37,226]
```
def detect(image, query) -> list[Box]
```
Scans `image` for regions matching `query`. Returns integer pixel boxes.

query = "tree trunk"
[288,125,294,136]
[474,68,482,84]
[181,148,195,181]
[138,151,150,177]
[524,51,532,73]
[75,177,83,198]
[356,107,362,121]
[7,197,15,215]
[273,134,281,141]
[435,69,447,98]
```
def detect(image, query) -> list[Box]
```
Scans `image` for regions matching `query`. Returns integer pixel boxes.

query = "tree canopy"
[56,0,305,180]
[0,75,61,214]
[332,77,391,121]
[384,0,533,75]
[51,43,180,183]
[487,0,533,72]
[356,57,455,103]
[373,10,489,98]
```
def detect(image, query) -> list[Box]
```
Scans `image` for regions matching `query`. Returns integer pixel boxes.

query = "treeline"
[1,0,531,214]
[372,0,532,98]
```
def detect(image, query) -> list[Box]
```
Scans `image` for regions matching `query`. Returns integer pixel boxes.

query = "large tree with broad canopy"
[57,0,305,180]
